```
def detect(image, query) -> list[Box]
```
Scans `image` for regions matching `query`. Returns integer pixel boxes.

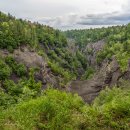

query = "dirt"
[69,55,130,104]
[68,40,123,104]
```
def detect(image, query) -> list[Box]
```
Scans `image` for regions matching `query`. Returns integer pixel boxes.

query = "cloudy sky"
[0,0,130,30]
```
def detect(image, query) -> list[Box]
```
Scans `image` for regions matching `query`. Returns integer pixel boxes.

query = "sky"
[0,0,130,30]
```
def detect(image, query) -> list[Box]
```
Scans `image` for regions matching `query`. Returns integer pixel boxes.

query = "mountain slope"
[1,11,130,130]
[65,24,130,103]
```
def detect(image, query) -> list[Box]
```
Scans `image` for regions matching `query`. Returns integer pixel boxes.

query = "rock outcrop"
[0,47,59,88]
[14,47,45,68]
[85,40,105,68]
[69,57,127,104]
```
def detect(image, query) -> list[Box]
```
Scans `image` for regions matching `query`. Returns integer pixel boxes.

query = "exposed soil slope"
[70,58,121,103]
[69,40,130,103]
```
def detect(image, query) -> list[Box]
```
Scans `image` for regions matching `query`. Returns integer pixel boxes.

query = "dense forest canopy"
[0,11,86,85]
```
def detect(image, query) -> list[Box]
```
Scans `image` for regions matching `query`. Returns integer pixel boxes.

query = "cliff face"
[69,40,130,104]
[1,39,128,104]
[85,39,106,68]
[0,46,59,88]
[70,56,130,103]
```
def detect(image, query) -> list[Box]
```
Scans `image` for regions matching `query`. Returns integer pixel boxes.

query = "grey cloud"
[77,12,130,25]
[38,13,79,28]
[33,10,130,28]
[37,11,130,29]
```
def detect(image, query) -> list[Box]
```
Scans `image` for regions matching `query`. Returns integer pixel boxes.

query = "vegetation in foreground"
[1,85,130,130]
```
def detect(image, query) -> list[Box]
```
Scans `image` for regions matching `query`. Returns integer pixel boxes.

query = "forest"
[1,12,130,130]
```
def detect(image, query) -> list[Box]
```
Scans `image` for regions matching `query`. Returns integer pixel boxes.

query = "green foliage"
[0,11,67,50]
[82,67,95,80]
[96,25,130,71]
[0,59,12,80]
[0,89,86,130]
[91,87,130,129]
[27,68,42,91]
[15,63,27,77]
[65,25,130,72]
[1,87,130,130]
[0,11,88,82]
[47,47,88,79]
[64,27,111,48]
[76,50,87,69]
[3,79,22,96]
[0,65,42,109]
[48,61,76,86]
[0,89,16,108]
[5,56,27,77]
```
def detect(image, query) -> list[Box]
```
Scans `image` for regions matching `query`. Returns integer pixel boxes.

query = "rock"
[85,40,106,68]
[69,58,123,104]
[0,47,60,88]
[0,49,9,57]
[13,47,45,68]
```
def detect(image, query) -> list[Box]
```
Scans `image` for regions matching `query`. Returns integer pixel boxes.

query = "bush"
[0,59,12,80]
[3,80,22,96]
[1,87,130,129]
[0,90,16,109]
[5,56,27,77]
[82,67,95,80]
[0,89,86,130]
[5,56,15,65]
[15,64,27,77]
[48,61,75,85]
[7,45,14,53]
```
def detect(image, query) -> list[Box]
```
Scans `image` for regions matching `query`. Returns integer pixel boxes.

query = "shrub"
[82,67,95,80]
[0,90,16,109]
[1,87,130,129]
[5,56,15,65]
[5,56,27,77]
[0,89,86,130]
[0,59,12,80]
[7,45,14,53]
[3,80,22,96]
[15,63,27,77]
[48,61,75,85]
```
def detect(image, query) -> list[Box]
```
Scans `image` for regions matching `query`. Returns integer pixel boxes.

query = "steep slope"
[65,24,130,103]
[1,11,130,105]
[70,58,122,103]
[0,12,91,110]
[0,11,90,88]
